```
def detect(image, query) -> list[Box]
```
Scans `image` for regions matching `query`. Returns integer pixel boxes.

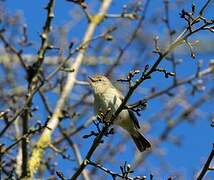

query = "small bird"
[88,75,151,152]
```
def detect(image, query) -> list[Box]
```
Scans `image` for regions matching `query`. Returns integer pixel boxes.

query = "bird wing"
[128,109,140,129]
[118,94,141,129]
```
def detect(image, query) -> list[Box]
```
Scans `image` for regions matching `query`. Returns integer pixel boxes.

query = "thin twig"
[197,144,214,180]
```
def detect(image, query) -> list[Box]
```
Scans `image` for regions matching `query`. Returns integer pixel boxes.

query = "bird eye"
[98,79,101,81]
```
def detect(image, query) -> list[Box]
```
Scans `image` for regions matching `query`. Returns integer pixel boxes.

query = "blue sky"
[2,0,214,179]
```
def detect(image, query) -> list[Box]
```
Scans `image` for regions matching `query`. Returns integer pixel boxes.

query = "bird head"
[88,75,112,94]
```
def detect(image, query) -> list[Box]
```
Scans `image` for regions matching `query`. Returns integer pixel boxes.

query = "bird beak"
[88,76,95,83]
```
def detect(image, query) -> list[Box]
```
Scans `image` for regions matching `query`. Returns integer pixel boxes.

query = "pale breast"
[94,90,131,126]
[94,91,121,112]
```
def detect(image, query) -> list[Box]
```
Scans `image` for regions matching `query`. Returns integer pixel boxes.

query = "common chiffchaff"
[88,75,151,152]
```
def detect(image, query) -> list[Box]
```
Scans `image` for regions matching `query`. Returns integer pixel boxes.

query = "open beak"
[88,76,95,83]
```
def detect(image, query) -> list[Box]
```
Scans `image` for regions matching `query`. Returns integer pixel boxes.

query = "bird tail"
[131,131,151,152]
